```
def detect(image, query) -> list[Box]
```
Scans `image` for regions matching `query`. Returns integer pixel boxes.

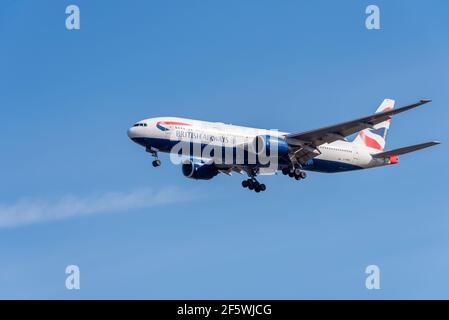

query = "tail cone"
[389,155,399,164]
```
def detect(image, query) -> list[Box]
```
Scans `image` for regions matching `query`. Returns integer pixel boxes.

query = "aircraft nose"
[127,126,137,139]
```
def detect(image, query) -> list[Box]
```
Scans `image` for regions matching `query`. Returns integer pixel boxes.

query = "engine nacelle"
[253,135,289,157]
[182,160,219,180]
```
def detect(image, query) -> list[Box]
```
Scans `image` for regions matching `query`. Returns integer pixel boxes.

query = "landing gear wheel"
[294,168,302,176]
[245,169,266,192]
[295,175,301,180]
[300,171,307,179]
[288,172,295,178]
[152,159,161,167]
[282,168,289,175]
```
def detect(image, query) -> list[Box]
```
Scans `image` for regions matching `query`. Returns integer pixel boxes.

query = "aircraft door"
[352,145,359,162]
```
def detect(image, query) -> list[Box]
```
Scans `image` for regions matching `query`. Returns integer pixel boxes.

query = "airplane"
[127,99,440,193]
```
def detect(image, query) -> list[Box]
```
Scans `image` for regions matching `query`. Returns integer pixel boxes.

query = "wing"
[285,99,432,164]
[215,164,245,176]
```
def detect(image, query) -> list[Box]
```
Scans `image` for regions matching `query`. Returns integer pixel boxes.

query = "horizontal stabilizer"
[372,141,441,158]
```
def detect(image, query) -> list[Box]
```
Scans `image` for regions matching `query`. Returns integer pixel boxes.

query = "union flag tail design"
[353,99,395,151]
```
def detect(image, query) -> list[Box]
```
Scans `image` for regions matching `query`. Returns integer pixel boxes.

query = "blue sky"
[0,0,448,299]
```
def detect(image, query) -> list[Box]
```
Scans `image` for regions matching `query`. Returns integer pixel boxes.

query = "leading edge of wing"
[286,99,432,145]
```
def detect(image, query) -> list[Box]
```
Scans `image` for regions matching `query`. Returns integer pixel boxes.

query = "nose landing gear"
[152,159,161,167]
[146,147,161,167]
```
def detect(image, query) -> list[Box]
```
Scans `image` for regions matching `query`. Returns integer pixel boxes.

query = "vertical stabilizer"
[353,99,395,150]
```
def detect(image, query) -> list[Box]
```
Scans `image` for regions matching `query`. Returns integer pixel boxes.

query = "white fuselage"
[127,117,390,173]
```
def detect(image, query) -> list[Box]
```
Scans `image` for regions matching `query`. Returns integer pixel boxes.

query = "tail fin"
[353,99,395,150]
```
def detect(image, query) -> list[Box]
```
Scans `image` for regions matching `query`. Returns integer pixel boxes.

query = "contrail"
[0,187,194,228]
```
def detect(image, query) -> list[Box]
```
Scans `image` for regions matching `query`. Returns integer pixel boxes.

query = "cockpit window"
[133,123,148,127]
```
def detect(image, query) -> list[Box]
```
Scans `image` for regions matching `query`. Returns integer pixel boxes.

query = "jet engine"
[182,159,219,180]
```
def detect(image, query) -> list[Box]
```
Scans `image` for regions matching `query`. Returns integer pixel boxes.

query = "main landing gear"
[282,167,307,180]
[146,147,161,167]
[242,179,266,193]
[242,169,266,193]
